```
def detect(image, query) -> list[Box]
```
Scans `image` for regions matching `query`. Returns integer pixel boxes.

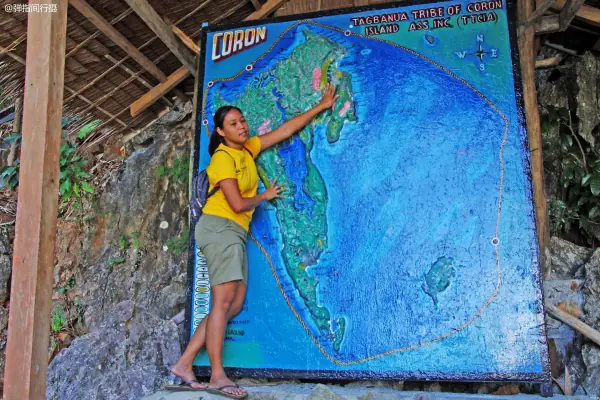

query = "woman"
[170,83,338,398]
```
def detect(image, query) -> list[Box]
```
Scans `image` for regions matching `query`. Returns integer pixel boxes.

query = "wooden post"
[518,0,550,274]
[3,1,68,399]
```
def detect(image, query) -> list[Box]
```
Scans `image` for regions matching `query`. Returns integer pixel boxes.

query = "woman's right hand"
[263,177,287,201]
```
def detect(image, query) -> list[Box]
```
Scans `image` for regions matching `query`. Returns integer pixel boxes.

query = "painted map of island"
[212,28,357,351]
[198,17,545,372]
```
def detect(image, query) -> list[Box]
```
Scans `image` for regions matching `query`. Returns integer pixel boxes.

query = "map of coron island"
[192,1,549,381]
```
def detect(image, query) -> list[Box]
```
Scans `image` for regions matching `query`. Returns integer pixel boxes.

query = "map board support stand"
[518,0,550,278]
[3,1,68,398]
[519,1,553,396]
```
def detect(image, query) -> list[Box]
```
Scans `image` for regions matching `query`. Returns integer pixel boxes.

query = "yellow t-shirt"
[203,136,262,231]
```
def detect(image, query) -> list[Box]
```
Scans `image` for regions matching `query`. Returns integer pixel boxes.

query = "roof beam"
[0,43,130,127]
[68,0,188,101]
[127,0,289,115]
[536,0,600,27]
[172,25,200,53]
[247,0,291,19]
[559,0,586,29]
[105,54,174,107]
[522,0,556,30]
[66,8,132,58]
[3,1,67,397]
[130,66,188,117]
[250,0,261,10]
[124,0,197,76]
[126,0,291,117]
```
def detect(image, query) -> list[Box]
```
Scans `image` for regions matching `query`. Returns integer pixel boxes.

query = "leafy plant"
[543,105,600,243]
[108,257,125,267]
[119,233,130,251]
[156,156,190,188]
[59,141,94,202]
[50,306,67,333]
[118,231,141,250]
[76,120,102,140]
[0,164,20,189]
[165,229,190,255]
[131,232,141,249]
[57,276,76,294]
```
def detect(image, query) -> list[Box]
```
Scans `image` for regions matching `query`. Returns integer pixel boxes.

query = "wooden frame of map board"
[185,0,552,391]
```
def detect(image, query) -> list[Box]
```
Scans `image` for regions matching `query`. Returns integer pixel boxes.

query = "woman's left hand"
[318,83,339,110]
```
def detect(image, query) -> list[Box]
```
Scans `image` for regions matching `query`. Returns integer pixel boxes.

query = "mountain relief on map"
[192,1,548,381]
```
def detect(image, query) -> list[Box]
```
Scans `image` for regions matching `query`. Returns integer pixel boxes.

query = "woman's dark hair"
[208,105,243,155]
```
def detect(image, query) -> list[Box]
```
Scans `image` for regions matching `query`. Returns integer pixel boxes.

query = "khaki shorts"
[195,214,248,286]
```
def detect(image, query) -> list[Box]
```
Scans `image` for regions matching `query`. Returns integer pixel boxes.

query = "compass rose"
[454,34,498,72]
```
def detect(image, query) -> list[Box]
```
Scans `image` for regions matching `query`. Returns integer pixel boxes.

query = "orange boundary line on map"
[200,20,508,366]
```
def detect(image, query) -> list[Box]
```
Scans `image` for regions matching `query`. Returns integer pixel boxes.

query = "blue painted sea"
[195,22,545,374]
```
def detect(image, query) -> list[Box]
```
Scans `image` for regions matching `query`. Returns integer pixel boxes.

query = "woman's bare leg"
[206,281,246,396]
[171,282,248,392]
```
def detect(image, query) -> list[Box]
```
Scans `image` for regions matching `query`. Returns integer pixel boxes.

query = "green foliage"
[50,306,67,333]
[543,105,600,243]
[0,164,20,189]
[131,232,141,249]
[0,129,95,201]
[108,257,125,266]
[156,156,190,188]
[3,133,22,145]
[0,133,22,189]
[119,233,130,251]
[165,229,190,255]
[59,141,94,203]
[57,276,76,294]
[77,120,102,140]
[119,231,141,250]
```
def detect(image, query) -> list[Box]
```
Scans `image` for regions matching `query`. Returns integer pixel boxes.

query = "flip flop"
[206,384,248,399]
[163,379,208,391]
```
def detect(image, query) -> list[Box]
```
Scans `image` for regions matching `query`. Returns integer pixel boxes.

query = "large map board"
[186,0,550,383]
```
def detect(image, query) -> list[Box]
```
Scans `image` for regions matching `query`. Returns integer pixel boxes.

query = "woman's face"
[217,109,249,147]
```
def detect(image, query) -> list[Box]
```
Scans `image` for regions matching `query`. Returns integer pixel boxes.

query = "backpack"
[189,147,253,224]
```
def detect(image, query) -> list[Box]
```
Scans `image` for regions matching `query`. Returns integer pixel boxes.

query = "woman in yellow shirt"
[170,84,338,398]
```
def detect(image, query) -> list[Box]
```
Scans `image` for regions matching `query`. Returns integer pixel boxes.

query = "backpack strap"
[243,146,254,158]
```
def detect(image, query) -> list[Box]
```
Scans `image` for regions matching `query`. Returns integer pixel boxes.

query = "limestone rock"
[46,301,180,400]
[573,52,600,152]
[0,229,11,255]
[580,365,600,397]
[583,248,600,328]
[582,343,600,369]
[78,127,191,332]
[547,237,592,280]
[0,254,11,305]
[307,384,344,400]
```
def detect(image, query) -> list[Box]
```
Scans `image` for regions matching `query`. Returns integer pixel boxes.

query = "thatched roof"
[0,0,599,148]
[0,0,259,147]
